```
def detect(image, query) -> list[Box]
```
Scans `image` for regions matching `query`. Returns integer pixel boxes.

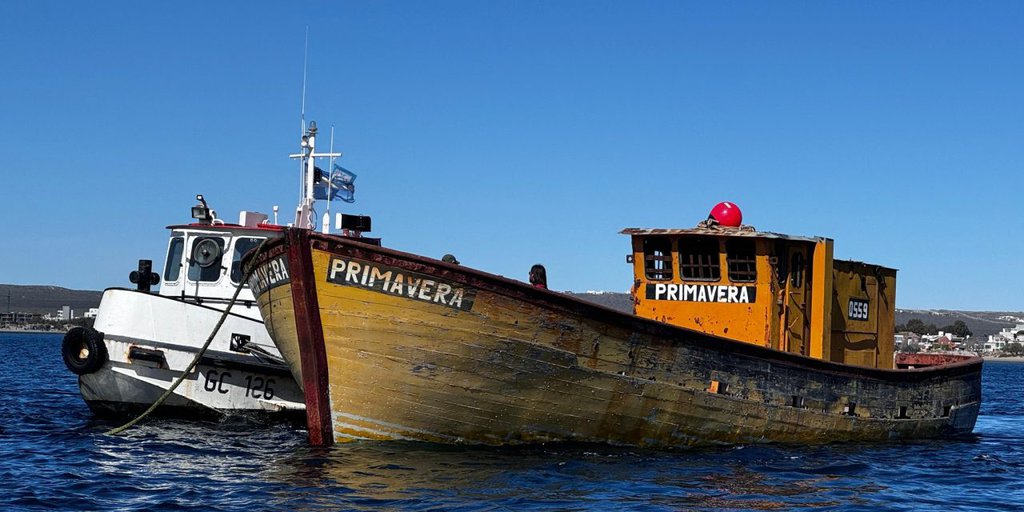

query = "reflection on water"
[3,334,1024,511]
[254,438,997,510]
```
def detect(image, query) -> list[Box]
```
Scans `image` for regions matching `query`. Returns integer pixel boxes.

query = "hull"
[80,360,298,421]
[895,352,978,369]
[250,230,982,447]
[79,288,304,418]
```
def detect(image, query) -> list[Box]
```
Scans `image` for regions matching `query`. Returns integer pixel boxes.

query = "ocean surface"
[2,332,1022,511]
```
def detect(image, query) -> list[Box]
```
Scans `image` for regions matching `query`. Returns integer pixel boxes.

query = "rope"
[106,240,269,436]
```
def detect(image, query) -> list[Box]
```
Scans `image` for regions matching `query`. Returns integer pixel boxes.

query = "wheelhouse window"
[231,237,265,284]
[643,238,674,281]
[726,239,757,283]
[187,236,226,283]
[163,236,185,282]
[679,236,721,281]
[790,252,805,288]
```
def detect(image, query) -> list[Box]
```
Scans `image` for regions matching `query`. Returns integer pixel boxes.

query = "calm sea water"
[2,332,1022,511]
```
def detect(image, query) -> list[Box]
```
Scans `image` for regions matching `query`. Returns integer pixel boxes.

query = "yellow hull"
[249,230,981,447]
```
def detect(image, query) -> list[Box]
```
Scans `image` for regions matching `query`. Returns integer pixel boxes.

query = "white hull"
[82,288,304,416]
[80,357,302,417]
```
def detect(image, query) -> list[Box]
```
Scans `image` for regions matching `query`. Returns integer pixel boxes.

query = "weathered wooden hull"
[247,229,982,448]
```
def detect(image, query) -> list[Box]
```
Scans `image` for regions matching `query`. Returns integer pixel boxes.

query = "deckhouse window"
[231,237,265,284]
[187,237,226,283]
[643,238,674,280]
[726,239,757,283]
[163,236,185,282]
[679,236,721,281]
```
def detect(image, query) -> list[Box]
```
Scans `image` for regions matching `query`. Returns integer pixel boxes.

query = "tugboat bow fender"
[62,326,108,375]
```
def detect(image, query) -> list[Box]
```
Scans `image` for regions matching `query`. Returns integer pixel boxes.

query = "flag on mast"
[312,165,357,203]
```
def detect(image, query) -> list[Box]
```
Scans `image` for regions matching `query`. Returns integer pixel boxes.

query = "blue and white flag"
[312,164,357,203]
[331,164,356,203]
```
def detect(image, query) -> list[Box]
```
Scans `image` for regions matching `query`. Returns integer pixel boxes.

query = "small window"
[187,237,226,283]
[726,239,757,283]
[679,237,721,281]
[790,252,805,288]
[643,238,673,280]
[164,236,185,282]
[231,237,265,284]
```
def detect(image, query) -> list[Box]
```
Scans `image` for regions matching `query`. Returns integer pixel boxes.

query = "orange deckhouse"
[624,220,896,369]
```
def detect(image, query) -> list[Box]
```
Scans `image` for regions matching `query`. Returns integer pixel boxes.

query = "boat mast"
[289,28,341,230]
[290,122,341,229]
[325,124,336,234]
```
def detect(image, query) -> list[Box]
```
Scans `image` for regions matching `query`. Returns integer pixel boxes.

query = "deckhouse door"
[783,245,811,356]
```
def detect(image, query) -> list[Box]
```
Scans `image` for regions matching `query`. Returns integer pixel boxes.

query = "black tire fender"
[62,326,108,375]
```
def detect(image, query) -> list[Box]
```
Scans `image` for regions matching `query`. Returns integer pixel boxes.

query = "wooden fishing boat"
[246,204,982,447]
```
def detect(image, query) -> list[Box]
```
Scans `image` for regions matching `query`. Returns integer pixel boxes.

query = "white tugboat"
[61,120,368,420]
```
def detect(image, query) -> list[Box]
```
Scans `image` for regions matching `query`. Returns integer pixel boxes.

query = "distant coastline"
[983,355,1024,363]
[0,329,64,335]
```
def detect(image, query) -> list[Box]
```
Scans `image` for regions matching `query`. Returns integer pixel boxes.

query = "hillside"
[894,309,1021,338]
[0,284,102,315]
[564,291,633,313]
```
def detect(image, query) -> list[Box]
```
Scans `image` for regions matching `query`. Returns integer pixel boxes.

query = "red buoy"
[709,202,743,227]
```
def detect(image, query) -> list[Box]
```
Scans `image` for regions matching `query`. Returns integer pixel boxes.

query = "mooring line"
[106,240,268,436]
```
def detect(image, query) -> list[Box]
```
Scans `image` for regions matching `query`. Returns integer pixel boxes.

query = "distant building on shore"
[894,332,922,351]
[41,305,76,321]
[0,312,44,324]
[984,323,1024,351]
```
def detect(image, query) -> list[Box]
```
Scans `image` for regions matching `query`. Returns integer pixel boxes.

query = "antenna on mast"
[287,28,343,231]
[300,25,309,134]
[299,26,309,204]
[324,124,336,233]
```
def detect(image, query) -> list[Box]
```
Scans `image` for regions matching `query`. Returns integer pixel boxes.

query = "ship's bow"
[245,229,333,444]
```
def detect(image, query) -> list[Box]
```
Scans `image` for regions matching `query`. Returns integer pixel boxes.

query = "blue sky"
[1,1,1022,311]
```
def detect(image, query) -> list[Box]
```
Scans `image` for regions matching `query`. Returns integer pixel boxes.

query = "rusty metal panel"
[808,239,834,361]
[631,235,774,347]
[830,260,897,369]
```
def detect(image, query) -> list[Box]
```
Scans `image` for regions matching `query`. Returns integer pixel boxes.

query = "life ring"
[62,326,108,375]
